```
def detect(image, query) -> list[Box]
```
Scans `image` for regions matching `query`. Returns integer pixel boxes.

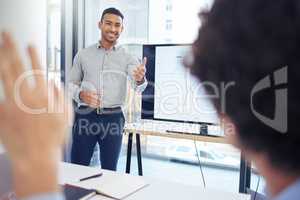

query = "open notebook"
[69,172,149,200]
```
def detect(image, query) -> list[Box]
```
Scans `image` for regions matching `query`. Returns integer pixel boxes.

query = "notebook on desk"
[69,172,149,200]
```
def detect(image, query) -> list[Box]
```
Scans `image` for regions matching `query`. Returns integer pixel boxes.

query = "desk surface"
[60,162,250,200]
[124,121,228,144]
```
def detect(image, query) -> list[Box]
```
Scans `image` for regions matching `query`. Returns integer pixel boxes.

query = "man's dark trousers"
[71,106,125,171]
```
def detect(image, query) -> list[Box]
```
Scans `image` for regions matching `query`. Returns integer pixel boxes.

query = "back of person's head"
[189,0,300,173]
[101,7,124,21]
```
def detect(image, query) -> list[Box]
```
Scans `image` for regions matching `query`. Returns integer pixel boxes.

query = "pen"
[79,173,103,182]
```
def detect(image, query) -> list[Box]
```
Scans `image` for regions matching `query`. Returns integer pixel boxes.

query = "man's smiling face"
[99,13,123,44]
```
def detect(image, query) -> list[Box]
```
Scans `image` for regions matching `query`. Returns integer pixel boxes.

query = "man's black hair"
[101,7,124,22]
[188,0,300,173]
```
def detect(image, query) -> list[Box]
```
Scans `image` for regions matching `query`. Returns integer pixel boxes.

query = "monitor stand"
[166,124,209,136]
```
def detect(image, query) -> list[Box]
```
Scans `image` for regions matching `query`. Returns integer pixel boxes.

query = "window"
[84,0,149,47]
[199,151,213,160]
[165,19,173,31]
[47,0,61,86]
[177,146,191,153]
[148,0,213,44]
[166,4,172,12]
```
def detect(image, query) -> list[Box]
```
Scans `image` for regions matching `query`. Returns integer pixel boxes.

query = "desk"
[123,121,227,176]
[60,162,250,200]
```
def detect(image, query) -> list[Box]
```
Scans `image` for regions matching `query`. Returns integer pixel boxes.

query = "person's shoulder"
[76,44,98,57]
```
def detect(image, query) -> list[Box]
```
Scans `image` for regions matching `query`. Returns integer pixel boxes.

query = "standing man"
[69,8,147,170]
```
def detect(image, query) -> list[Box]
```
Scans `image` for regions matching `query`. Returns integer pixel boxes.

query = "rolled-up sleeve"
[127,54,148,93]
[68,52,83,104]
[21,192,65,200]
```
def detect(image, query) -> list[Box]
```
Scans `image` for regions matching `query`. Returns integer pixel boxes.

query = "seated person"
[186,0,300,199]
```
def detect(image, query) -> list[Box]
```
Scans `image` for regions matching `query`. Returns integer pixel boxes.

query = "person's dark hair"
[188,0,300,173]
[101,7,124,22]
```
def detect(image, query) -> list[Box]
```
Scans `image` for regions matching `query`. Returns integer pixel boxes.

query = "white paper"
[71,171,149,200]
[59,162,102,185]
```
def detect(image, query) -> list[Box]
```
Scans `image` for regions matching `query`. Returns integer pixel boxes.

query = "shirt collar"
[97,41,120,51]
[272,178,300,200]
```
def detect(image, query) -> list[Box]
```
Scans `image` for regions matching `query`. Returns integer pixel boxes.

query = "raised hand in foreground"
[0,32,73,198]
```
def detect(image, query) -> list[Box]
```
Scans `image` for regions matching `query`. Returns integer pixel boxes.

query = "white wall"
[0,0,47,153]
